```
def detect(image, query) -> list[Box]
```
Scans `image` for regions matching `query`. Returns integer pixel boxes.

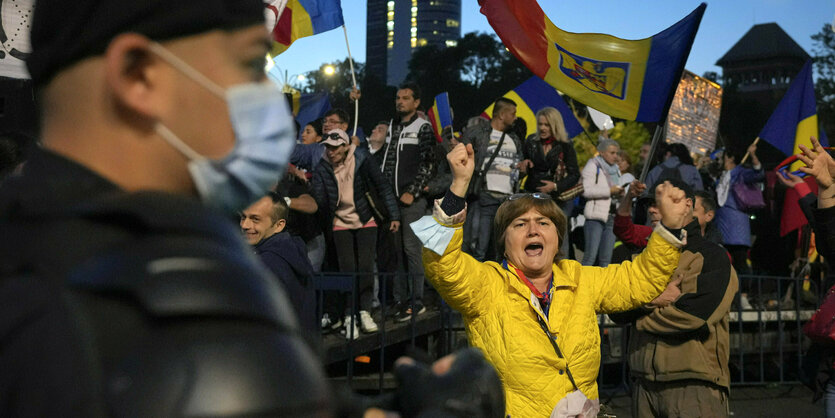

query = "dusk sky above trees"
[275,0,831,83]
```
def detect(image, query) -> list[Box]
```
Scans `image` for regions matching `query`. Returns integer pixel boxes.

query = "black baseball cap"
[28,0,265,87]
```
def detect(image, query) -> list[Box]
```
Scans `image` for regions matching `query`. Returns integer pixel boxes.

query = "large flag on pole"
[759,60,828,171]
[482,76,584,139]
[428,93,454,143]
[265,0,344,56]
[479,0,705,122]
[759,60,828,236]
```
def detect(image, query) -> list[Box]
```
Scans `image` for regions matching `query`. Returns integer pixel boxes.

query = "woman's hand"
[610,185,623,197]
[390,221,400,233]
[777,171,805,188]
[536,180,556,193]
[655,181,691,229]
[747,142,761,167]
[798,136,835,189]
[518,159,533,174]
[448,143,475,198]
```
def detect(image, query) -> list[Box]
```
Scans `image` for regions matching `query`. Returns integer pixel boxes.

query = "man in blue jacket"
[242,193,317,332]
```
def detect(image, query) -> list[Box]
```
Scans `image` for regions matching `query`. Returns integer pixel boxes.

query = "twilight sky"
[273,1,832,83]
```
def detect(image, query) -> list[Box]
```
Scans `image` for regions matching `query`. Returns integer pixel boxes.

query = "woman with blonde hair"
[519,106,580,256]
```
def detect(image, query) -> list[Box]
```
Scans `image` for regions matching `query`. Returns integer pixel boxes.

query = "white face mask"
[149,42,294,214]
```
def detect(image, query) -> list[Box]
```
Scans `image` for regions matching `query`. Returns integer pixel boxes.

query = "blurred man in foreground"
[0,1,331,415]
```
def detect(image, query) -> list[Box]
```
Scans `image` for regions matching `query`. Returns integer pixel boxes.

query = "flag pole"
[342,25,359,136]
[639,122,666,183]
[739,137,760,165]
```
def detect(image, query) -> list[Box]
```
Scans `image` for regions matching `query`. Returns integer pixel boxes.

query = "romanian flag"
[428,92,454,143]
[482,76,583,139]
[265,0,344,56]
[759,60,828,172]
[479,0,705,122]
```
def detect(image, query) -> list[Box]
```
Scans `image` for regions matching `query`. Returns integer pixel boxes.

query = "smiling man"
[0,0,331,416]
[242,194,317,333]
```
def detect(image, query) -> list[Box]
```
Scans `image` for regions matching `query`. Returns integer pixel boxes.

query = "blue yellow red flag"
[428,92,454,143]
[759,60,828,171]
[482,76,583,139]
[266,0,344,56]
[479,0,705,122]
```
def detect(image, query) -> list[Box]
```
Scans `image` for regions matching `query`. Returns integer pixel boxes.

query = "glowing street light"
[323,65,336,76]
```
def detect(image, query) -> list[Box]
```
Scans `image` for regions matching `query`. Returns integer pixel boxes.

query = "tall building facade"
[366,0,461,86]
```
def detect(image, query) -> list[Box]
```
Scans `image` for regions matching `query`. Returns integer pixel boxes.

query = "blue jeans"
[306,233,326,273]
[582,214,615,267]
[826,379,835,418]
[393,197,428,305]
[472,195,502,261]
[558,199,574,258]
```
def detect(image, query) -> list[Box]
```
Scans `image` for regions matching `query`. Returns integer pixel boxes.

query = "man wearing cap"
[0,1,332,416]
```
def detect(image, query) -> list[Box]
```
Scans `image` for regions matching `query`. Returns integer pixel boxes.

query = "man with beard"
[380,82,436,322]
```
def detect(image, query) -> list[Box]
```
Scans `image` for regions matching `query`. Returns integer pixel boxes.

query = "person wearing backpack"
[644,143,704,194]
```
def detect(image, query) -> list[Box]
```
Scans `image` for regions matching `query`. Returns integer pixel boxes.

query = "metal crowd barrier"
[596,274,820,397]
[314,271,457,391]
[316,272,821,392]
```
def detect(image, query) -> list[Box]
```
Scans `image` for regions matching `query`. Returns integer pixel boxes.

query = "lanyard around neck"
[502,260,552,305]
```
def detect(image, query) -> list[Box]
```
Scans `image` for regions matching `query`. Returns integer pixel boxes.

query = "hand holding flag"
[429,93,454,143]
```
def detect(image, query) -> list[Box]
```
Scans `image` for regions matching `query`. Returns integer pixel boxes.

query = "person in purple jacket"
[715,143,763,309]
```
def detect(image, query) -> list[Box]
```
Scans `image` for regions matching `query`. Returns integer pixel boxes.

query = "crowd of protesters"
[0,2,831,415]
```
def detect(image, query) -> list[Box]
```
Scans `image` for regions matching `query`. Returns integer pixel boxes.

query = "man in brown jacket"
[611,181,739,418]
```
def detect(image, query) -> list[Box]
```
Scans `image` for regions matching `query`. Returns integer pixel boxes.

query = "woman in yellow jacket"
[411,144,692,417]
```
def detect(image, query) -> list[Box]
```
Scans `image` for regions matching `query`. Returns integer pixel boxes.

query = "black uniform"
[0,149,331,416]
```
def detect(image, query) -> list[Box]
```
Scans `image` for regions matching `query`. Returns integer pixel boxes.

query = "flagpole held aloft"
[343,25,359,136]
[739,137,760,165]
[639,123,665,183]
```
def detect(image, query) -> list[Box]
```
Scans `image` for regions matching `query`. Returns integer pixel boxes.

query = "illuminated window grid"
[387,1,395,49]
[411,0,418,48]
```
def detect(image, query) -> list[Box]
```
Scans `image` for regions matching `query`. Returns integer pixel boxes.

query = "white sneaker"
[740,294,754,310]
[344,316,359,340]
[359,310,378,333]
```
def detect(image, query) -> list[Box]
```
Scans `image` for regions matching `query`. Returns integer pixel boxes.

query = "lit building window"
[446,19,459,28]
[388,41,394,49]
[419,38,428,46]
[387,1,394,10]
[410,0,418,49]
[432,30,438,35]
[387,21,394,30]
[445,40,457,47]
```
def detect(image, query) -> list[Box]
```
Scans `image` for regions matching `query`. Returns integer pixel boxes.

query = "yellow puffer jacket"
[418,206,682,417]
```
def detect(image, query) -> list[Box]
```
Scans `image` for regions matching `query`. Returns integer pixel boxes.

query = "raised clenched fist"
[447,143,475,198]
[655,181,692,229]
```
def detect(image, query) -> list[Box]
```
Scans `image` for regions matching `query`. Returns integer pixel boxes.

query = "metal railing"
[595,274,821,396]
[316,272,822,392]
[314,271,456,391]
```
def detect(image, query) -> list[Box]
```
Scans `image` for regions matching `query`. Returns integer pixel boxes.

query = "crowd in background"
[180,77,807,344]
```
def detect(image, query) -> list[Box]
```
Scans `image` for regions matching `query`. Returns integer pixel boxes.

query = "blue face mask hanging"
[149,43,294,214]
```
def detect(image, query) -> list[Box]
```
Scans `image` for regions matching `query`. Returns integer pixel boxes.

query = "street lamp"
[323,64,336,76]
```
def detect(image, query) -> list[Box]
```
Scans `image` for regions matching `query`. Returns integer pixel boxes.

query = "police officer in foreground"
[0,1,332,416]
